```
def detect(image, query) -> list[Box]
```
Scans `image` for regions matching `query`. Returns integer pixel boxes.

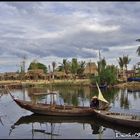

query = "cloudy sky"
[0,2,140,72]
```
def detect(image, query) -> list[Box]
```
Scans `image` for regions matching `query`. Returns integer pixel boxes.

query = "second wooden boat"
[93,109,140,129]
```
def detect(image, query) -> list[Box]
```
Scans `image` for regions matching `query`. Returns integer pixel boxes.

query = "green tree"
[95,65,117,85]
[70,58,79,79]
[118,57,124,70]
[63,59,70,75]
[123,55,131,72]
[77,61,86,78]
[28,60,47,73]
[117,55,131,79]
[58,59,71,79]
[90,61,117,86]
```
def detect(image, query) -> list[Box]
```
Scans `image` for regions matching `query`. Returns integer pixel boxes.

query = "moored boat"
[5,83,109,117]
[12,98,95,116]
[93,109,140,129]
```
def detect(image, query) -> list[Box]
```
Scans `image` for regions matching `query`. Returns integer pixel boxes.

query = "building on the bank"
[84,62,98,76]
[53,71,67,79]
[25,69,46,80]
[126,70,136,78]
[3,72,20,80]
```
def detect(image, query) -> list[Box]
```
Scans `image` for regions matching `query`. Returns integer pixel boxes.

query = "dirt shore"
[114,81,140,89]
[0,79,90,87]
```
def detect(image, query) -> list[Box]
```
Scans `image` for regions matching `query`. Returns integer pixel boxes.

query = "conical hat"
[92,96,97,99]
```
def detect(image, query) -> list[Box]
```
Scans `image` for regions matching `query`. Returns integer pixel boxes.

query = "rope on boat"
[105,111,140,120]
[3,85,15,100]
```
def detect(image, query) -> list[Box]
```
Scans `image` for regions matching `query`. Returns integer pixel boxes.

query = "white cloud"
[0,2,139,72]
[81,22,120,32]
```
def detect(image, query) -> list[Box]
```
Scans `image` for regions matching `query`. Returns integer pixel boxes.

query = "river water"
[0,85,140,139]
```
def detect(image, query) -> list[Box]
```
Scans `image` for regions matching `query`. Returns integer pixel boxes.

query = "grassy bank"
[0,79,91,87]
[0,79,140,89]
[114,81,140,89]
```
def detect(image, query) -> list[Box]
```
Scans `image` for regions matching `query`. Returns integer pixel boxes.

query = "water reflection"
[9,114,105,139]
[10,113,140,139]
[0,85,140,139]
[7,85,140,114]
[25,86,121,108]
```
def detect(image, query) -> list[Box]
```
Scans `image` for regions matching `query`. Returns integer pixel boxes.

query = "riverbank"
[114,81,140,90]
[0,79,90,88]
[0,79,140,89]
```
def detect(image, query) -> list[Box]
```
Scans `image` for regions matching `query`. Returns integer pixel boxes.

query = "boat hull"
[93,110,140,129]
[14,99,95,117]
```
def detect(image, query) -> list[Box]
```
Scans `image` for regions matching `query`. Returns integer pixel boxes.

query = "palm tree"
[52,61,56,80]
[118,55,131,81]
[123,55,131,72]
[97,58,106,74]
[136,39,140,56]
[118,57,124,81]
[48,65,51,81]
[71,58,79,79]
[63,59,69,75]
[118,57,124,70]
[77,61,85,78]
[123,55,131,80]
[136,46,140,56]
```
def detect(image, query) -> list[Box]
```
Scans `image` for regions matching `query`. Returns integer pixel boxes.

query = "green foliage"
[71,58,79,75]
[90,64,118,85]
[28,61,47,73]
[97,58,106,74]
[118,57,124,69]
[58,59,71,74]
[77,61,86,77]
[90,75,100,84]
[117,55,131,70]
[123,55,131,70]
[58,58,85,79]
[100,65,118,85]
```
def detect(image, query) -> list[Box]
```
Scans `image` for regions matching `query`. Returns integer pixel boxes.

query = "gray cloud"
[0,2,139,72]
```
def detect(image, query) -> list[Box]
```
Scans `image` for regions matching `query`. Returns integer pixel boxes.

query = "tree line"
[23,41,140,85]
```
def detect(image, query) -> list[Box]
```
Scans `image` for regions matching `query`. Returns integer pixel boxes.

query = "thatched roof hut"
[84,62,98,76]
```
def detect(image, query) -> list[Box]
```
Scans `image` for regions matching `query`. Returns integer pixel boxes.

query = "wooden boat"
[93,109,140,129]
[5,83,109,117]
[5,86,97,116]
[11,98,96,116]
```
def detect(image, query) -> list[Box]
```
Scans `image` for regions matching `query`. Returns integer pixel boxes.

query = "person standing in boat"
[90,96,99,109]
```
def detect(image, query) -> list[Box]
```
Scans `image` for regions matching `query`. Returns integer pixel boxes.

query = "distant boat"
[90,83,107,89]
[127,77,140,82]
